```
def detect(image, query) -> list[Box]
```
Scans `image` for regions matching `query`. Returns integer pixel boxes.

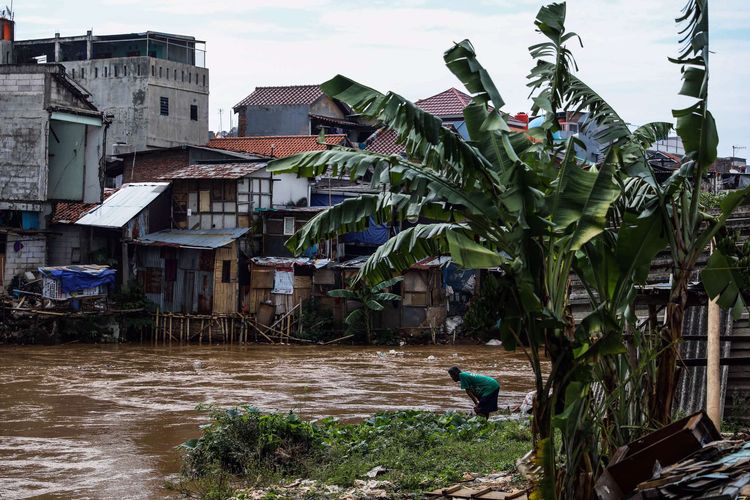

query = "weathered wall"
[4,233,46,285]
[0,70,48,202]
[64,56,208,155]
[272,173,309,207]
[47,120,86,200]
[47,225,87,266]
[121,148,189,183]
[244,105,310,136]
[309,97,346,119]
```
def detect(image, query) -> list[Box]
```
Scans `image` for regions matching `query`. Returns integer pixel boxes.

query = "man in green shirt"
[448,366,500,418]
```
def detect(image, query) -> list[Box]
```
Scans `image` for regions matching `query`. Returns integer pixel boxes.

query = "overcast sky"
[12,0,749,157]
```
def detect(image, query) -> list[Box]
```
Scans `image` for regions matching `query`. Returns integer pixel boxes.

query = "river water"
[0,344,538,499]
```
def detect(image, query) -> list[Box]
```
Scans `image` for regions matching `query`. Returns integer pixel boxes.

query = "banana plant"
[328,276,403,344]
[268,1,744,496]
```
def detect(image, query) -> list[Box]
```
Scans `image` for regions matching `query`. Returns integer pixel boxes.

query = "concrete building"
[12,30,208,155]
[0,63,106,288]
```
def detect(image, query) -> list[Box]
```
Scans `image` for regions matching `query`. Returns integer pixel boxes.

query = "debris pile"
[632,440,750,499]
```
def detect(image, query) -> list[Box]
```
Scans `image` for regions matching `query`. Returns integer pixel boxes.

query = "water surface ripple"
[0,344,538,499]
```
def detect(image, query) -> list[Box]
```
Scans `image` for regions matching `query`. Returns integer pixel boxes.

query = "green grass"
[176,407,532,498]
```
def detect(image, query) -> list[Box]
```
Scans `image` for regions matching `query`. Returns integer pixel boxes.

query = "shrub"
[180,405,322,477]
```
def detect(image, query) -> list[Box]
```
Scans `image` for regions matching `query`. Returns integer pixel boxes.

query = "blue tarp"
[39,266,117,293]
[311,193,391,246]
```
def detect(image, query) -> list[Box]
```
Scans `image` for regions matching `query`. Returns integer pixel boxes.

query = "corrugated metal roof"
[134,228,249,249]
[163,163,266,180]
[76,183,169,229]
[251,257,330,268]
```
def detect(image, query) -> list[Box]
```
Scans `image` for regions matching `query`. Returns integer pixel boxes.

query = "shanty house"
[334,256,449,334]
[163,163,272,233]
[207,135,350,208]
[247,257,330,322]
[133,228,250,315]
[74,182,171,285]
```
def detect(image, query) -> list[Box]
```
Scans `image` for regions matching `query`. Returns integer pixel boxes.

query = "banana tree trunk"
[651,272,689,424]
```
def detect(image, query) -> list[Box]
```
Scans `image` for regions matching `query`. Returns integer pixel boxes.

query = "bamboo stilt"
[199,319,204,345]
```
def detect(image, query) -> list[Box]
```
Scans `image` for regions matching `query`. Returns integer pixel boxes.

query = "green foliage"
[463,274,504,338]
[295,298,335,342]
[180,408,532,495]
[110,282,155,333]
[180,405,322,478]
[328,277,403,343]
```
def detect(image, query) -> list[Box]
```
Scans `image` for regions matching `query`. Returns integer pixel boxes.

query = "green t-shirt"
[459,372,500,398]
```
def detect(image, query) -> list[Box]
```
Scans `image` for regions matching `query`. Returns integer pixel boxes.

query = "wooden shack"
[133,228,249,315]
[248,257,331,323]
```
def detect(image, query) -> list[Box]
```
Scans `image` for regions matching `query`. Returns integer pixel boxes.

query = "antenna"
[218,108,223,135]
[732,145,746,158]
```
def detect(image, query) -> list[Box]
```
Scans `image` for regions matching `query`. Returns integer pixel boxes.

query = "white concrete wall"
[4,234,46,285]
[272,173,310,207]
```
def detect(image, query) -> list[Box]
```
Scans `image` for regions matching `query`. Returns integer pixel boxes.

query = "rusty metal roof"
[134,228,250,249]
[162,163,266,180]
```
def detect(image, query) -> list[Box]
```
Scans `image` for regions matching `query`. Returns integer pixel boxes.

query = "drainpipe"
[54,32,61,62]
[86,30,92,60]
[706,240,721,430]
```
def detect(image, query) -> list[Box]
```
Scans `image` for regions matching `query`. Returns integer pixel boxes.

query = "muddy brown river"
[0,344,537,499]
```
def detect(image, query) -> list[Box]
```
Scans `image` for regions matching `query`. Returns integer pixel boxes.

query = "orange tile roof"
[365,128,405,156]
[415,88,473,118]
[207,135,348,158]
[51,189,116,224]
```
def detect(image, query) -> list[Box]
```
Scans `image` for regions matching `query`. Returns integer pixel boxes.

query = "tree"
[269,1,745,496]
[328,277,403,344]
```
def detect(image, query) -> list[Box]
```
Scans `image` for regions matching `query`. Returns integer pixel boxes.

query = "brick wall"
[237,110,247,137]
[4,234,46,285]
[121,149,189,183]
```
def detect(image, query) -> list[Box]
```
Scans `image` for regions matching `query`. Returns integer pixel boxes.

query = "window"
[114,65,118,77]
[181,70,184,82]
[159,66,162,78]
[71,68,75,79]
[151,65,155,76]
[203,74,206,87]
[568,123,579,133]
[283,217,295,236]
[190,104,198,121]
[81,67,85,78]
[221,260,231,283]
[104,66,108,77]
[160,97,169,116]
[123,65,127,77]
[94,67,98,78]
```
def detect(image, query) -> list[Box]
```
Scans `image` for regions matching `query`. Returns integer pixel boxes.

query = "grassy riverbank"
[173,406,532,499]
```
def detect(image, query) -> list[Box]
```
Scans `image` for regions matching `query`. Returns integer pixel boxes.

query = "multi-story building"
[0,63,106,287]
[13,30,208,155]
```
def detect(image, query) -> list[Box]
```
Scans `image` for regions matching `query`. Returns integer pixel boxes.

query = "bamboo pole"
[187,316,190,343]
[707,242,722,430]
[208,317,213,344]
[199,319,204,345]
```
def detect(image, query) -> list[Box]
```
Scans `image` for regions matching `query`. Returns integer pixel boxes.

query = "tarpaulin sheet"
[272,270,294,295]
[311,193,391,246]
[39,266,117,293]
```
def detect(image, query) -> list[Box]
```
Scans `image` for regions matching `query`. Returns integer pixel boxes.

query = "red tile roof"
[415,88,473,118]
[207,135,348,158]
[365,128,405,156]
[51,189,116,224]
[233,85,324,109]
[162,163,266,180]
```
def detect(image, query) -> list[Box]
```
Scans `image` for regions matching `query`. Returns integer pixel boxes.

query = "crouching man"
[448,366,500,418]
